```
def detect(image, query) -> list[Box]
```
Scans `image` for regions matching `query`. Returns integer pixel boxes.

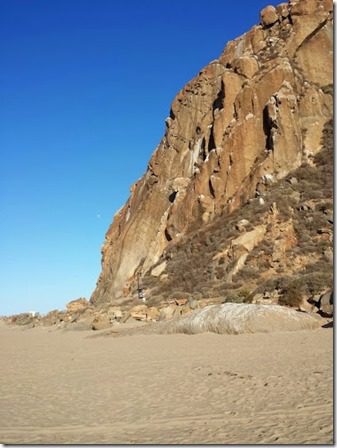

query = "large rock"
[91,315,111,331]
[146,306,160,321]
[125,304,160,321]
[41,310,65,326]
[213,224,266,280]
[158,303,321,335]
[319,290,333,317]
[107,306,123,321]
[159,304,178,321]
[233,56,259,78]
[151,261,167,277]
[276,3,290,19]
[260,5,279,27]
[66,298,89,313]
[9,313,36,326]
[298,297,317,313]
[129,304,148,321]
[91,0,333,307]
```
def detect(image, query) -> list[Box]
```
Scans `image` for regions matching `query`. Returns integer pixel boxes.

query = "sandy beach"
[0,321,333,444]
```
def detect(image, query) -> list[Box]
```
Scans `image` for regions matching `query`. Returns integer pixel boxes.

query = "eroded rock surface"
[158,303,322,335]
[91,0,333,307]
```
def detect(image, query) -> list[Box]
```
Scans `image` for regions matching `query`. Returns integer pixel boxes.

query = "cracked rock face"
[91,0,333,306]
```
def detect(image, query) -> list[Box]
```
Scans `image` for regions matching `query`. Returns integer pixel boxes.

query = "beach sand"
[0,320,333,444]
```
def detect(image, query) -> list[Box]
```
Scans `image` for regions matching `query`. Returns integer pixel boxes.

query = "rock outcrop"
[66,298,89,313]
[101,303,322,337]
[157,303,322,335]
[91,0,333,307]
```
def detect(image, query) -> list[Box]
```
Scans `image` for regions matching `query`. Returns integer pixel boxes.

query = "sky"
[0,0,279,316]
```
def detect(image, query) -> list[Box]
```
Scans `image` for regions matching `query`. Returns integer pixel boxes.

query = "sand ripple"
[0,322,332,444]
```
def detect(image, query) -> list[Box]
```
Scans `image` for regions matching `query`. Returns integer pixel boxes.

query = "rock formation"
[157,303,321,335]
[91,0,333,307]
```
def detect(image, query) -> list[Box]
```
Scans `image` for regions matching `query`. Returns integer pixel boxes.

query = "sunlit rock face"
[91,0,333,306]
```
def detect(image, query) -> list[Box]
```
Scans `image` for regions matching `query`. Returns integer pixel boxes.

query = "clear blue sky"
[0,0,278,315]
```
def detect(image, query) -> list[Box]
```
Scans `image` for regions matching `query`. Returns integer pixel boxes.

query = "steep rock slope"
[141,118,333,309]
[91,0,333,306]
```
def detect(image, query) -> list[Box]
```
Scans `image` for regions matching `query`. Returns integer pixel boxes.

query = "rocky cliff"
[91,0,333,307]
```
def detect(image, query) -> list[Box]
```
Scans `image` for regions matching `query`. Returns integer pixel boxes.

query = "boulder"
[10,313,35,326]
[178,305,193,317]
[159,304,178,321]
[233,56,259,79]
[151,261,167,277]
[319,291,333,317]
[129,304,148,321]
[146,306,160,321]
[188,298,199,310]
[288,177,298,185]
[298,297,316,313]
[252,294,265,304]
[236,219,250,232]
[231,225,266,253]
[66,298,89,313]
[260,5,279,27]
[91,315,111,331]
[41,310,65,326]
[158,303,321,335]
[107,306,123,321]
[68,313,79,323]
[77,307,95,321]
[276,2,289,18]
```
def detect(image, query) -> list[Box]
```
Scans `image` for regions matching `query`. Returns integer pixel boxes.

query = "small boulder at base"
[298,297,317,313]
[319,291,333,317]
[107,307,123,321]
[159,304,178,321]
[91,315,111,331]
[41,310,65,326]
[129,304,148,321]
[10,313,35,326]
[146,307,160,321]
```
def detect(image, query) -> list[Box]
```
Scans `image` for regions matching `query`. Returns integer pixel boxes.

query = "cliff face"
[91,0,333,306]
